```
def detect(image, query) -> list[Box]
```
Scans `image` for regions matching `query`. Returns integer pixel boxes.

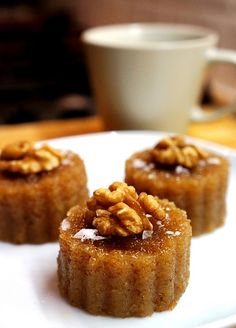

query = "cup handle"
[191,48,236,122]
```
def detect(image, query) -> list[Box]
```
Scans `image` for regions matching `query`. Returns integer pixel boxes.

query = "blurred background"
[0,0,236,124]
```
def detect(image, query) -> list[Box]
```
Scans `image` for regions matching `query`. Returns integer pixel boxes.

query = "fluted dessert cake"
[125,135,229,236]
[0,141,88,243]
[58,181,191,317]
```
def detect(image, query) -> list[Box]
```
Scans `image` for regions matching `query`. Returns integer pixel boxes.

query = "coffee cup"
[82,23,236,133]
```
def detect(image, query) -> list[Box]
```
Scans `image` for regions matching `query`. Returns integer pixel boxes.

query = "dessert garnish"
[0,141,64,174]
[151,135,208,168]
[86,181,167,237]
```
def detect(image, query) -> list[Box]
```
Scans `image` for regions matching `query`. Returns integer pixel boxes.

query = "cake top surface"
[151,135,208,168]
[0,141,64,174]
[60,182,191,252]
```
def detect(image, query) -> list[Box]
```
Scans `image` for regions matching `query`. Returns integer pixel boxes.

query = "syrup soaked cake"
[58,182,191,317]
[0,141,88,243]
[125,135,229,236]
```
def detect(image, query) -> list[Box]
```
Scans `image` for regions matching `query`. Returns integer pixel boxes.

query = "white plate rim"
[1,130,236,328]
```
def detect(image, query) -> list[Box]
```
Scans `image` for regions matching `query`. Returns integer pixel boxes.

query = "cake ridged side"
[0,156,88,243]
[58,234,191,317]
[125,156,229,236]
[165,166,227,236]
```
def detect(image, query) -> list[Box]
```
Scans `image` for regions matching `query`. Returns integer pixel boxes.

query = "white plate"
[0,131,236,328]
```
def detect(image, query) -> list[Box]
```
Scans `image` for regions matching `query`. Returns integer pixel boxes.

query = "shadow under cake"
[58,181,191,317]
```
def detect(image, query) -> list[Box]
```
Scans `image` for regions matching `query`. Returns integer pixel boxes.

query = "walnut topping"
[87,182,166,237]
[151,135,208,168]
[139,193,166,220]
[0,141,64,174]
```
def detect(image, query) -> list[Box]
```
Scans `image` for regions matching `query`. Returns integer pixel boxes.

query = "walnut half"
[151,135,208,168]
[0,141,64,174]
[87,182,166,237]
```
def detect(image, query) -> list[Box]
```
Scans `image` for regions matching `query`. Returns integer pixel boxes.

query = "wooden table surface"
[0,113,235,149]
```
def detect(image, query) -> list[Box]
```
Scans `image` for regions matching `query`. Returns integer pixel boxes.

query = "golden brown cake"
[0,141,88,244]
[125,135,229,236]
[58,181,191,317]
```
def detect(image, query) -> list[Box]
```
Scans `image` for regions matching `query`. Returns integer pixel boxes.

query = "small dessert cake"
[58,181,191,317]
[125,135,229,236]
[0,141,88,244]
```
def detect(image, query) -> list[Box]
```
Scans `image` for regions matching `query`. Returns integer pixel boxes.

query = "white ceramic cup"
[82,23,236,132]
